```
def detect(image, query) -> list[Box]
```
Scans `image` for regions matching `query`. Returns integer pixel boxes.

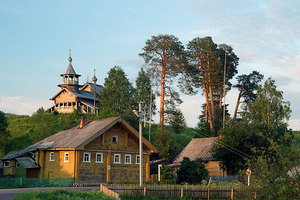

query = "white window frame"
[49,152,55,161]
[83,152,91,163]
[96,153,103,163]
[136,155,140,164]
[4,161,10,167]
[64,152,69,162]
[125,154,131,164]
[113,154,121,164]
[112,135,118,143]
[32,153,36,160]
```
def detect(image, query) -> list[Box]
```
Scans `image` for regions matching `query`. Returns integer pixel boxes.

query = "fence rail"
[107,184,256,199]
[0,177,74,189]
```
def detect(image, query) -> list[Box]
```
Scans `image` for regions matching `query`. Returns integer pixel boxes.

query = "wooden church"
[48,50,102,114]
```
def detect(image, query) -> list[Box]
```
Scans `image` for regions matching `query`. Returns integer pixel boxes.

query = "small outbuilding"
[168,137,226,176]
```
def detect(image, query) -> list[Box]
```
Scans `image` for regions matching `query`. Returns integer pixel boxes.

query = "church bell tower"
[58,49,81,91]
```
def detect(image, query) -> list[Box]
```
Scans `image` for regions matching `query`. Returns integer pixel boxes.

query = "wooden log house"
[1,117,157,183]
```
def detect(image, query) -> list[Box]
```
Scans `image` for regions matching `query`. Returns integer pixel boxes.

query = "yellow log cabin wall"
[203,161,226,176]
[78,123,150,183]
[37,150,76,179]
[3,160,15,176]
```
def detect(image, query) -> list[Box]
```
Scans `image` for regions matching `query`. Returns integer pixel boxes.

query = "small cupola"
[58,49,82,91]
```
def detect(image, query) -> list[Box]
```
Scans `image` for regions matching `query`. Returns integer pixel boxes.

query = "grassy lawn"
[13,190,113,200]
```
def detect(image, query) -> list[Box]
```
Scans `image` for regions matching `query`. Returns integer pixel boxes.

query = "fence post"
[144,186,146,196]
[20,177,22,187]
[180,187,183,198]
[231,187,234,200]
[207,186,210,200]
[67,177,69,186]
[59,177,61,187]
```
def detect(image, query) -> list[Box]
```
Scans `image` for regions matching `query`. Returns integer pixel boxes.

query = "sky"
[0,0,300,130]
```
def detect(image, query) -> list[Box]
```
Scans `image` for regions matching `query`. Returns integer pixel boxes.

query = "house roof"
[2,117,157,160]
[16,157,40,169]
[50,87,100,102]
[170,137,218,165]
[81,82,103,95]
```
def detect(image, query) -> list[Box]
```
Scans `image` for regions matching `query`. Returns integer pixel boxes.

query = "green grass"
[13,189,113,200]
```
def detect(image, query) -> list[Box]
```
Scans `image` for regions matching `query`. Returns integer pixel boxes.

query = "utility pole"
[133,102,143,186]
[223,47,227,128]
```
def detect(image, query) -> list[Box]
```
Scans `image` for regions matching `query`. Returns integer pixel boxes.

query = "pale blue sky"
[1,0,300,130]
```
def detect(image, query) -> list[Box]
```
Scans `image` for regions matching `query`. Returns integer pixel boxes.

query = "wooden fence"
[100,184,121,200]
[106,184,256,199]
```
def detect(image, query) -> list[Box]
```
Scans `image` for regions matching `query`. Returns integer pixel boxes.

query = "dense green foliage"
[3,110,97,156]
[166,109,186,134]
[14,190,113,200]
[0,110,10,157]
[176,157,208,184]
[98,66,138,128]
[135,68,156,122]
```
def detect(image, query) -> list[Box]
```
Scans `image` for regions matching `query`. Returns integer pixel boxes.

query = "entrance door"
[26,169,35,178]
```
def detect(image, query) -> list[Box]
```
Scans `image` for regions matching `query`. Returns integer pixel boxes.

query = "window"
[4,161,10,167]
[112,136,118,143]
[136,155,140,164]
[96,153,103,163]
[83,152,91,163]
[114,154,121,164]
[49,152,54,161]
[16,162,20,168]
[64,152,69,162]
[32,153,36,160]
[125,154,131,164]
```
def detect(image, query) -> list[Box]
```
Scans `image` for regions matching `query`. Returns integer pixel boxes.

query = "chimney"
[80,116,86,128]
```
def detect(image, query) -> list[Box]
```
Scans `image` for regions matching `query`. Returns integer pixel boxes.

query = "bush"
[13,189,113,200]
[176,157,208,184]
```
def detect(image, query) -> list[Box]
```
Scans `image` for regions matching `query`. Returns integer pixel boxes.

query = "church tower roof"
[60,49,81,77]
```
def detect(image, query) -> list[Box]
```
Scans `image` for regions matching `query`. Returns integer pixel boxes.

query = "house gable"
[53,89,77,104]
[84,122,148,152]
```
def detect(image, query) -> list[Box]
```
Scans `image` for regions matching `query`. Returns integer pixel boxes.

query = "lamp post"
[133,102,143,186]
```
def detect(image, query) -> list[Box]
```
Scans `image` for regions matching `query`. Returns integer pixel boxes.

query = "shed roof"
[2,117,157,160]
[171,137,218,165]
[16,157,40,169]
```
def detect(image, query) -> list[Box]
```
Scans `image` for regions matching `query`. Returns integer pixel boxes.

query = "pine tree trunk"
[198,53,214,131]
[207,54,215,131]
[219,90,223,109]
[233,85,244,119]
[160,64,166,137]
